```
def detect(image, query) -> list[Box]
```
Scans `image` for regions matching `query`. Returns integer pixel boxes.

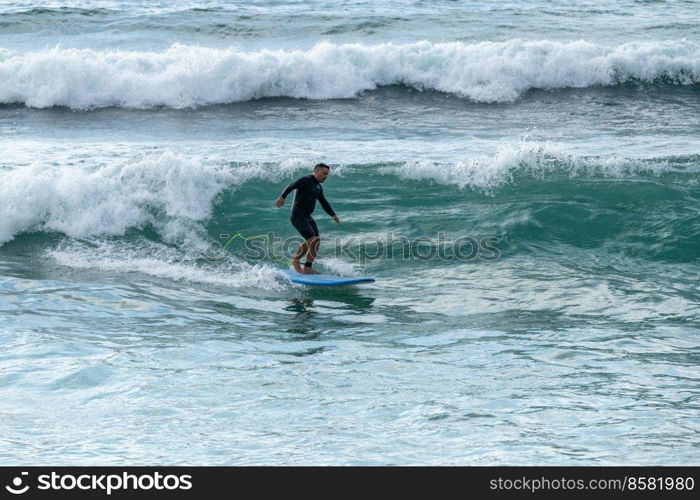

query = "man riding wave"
[275,163,341,274]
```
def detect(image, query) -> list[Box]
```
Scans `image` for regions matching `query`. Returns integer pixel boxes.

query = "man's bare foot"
[302,266,321,274]
[291,260,302,273]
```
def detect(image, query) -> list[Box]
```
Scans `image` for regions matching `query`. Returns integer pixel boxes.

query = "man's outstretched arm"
[318,191,341,226]
[275,178,304,207]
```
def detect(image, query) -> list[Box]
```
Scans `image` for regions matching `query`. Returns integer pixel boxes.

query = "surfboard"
[280,269,375,286]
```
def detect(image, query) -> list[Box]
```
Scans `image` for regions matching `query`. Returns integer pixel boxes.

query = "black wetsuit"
[280,175,335,240]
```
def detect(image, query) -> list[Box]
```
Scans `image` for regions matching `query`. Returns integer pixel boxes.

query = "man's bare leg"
[291,240,309,273]
[302,236,321,274]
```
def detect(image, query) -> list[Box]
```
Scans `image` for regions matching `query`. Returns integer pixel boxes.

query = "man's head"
[313,163,330,183]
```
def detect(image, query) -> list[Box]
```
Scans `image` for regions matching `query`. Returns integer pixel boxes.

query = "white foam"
[383,141,697,192]
[381,141,559,190]
[0,39,697,108]
[315,256,362,277]
[47,240,286,290]
[0,152,232,246]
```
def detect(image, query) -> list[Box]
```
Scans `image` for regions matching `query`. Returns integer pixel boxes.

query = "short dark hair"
[314,163,330,171]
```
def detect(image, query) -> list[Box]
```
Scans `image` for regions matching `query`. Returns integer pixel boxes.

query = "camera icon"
[5,472,29,495]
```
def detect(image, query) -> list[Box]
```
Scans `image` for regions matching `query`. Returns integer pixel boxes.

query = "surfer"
[275,163,341,274]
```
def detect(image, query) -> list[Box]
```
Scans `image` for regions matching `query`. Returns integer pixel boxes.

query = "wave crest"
[1,147,697,247]
[0,39,698,109]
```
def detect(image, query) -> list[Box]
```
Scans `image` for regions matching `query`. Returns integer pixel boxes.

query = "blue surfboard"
[280,269,375,286]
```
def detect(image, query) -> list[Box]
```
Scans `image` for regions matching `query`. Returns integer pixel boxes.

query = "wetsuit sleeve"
[280,177,307,199]
[317,189,336,217]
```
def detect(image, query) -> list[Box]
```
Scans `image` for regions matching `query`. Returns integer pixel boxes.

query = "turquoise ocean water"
[1,0,699,464]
